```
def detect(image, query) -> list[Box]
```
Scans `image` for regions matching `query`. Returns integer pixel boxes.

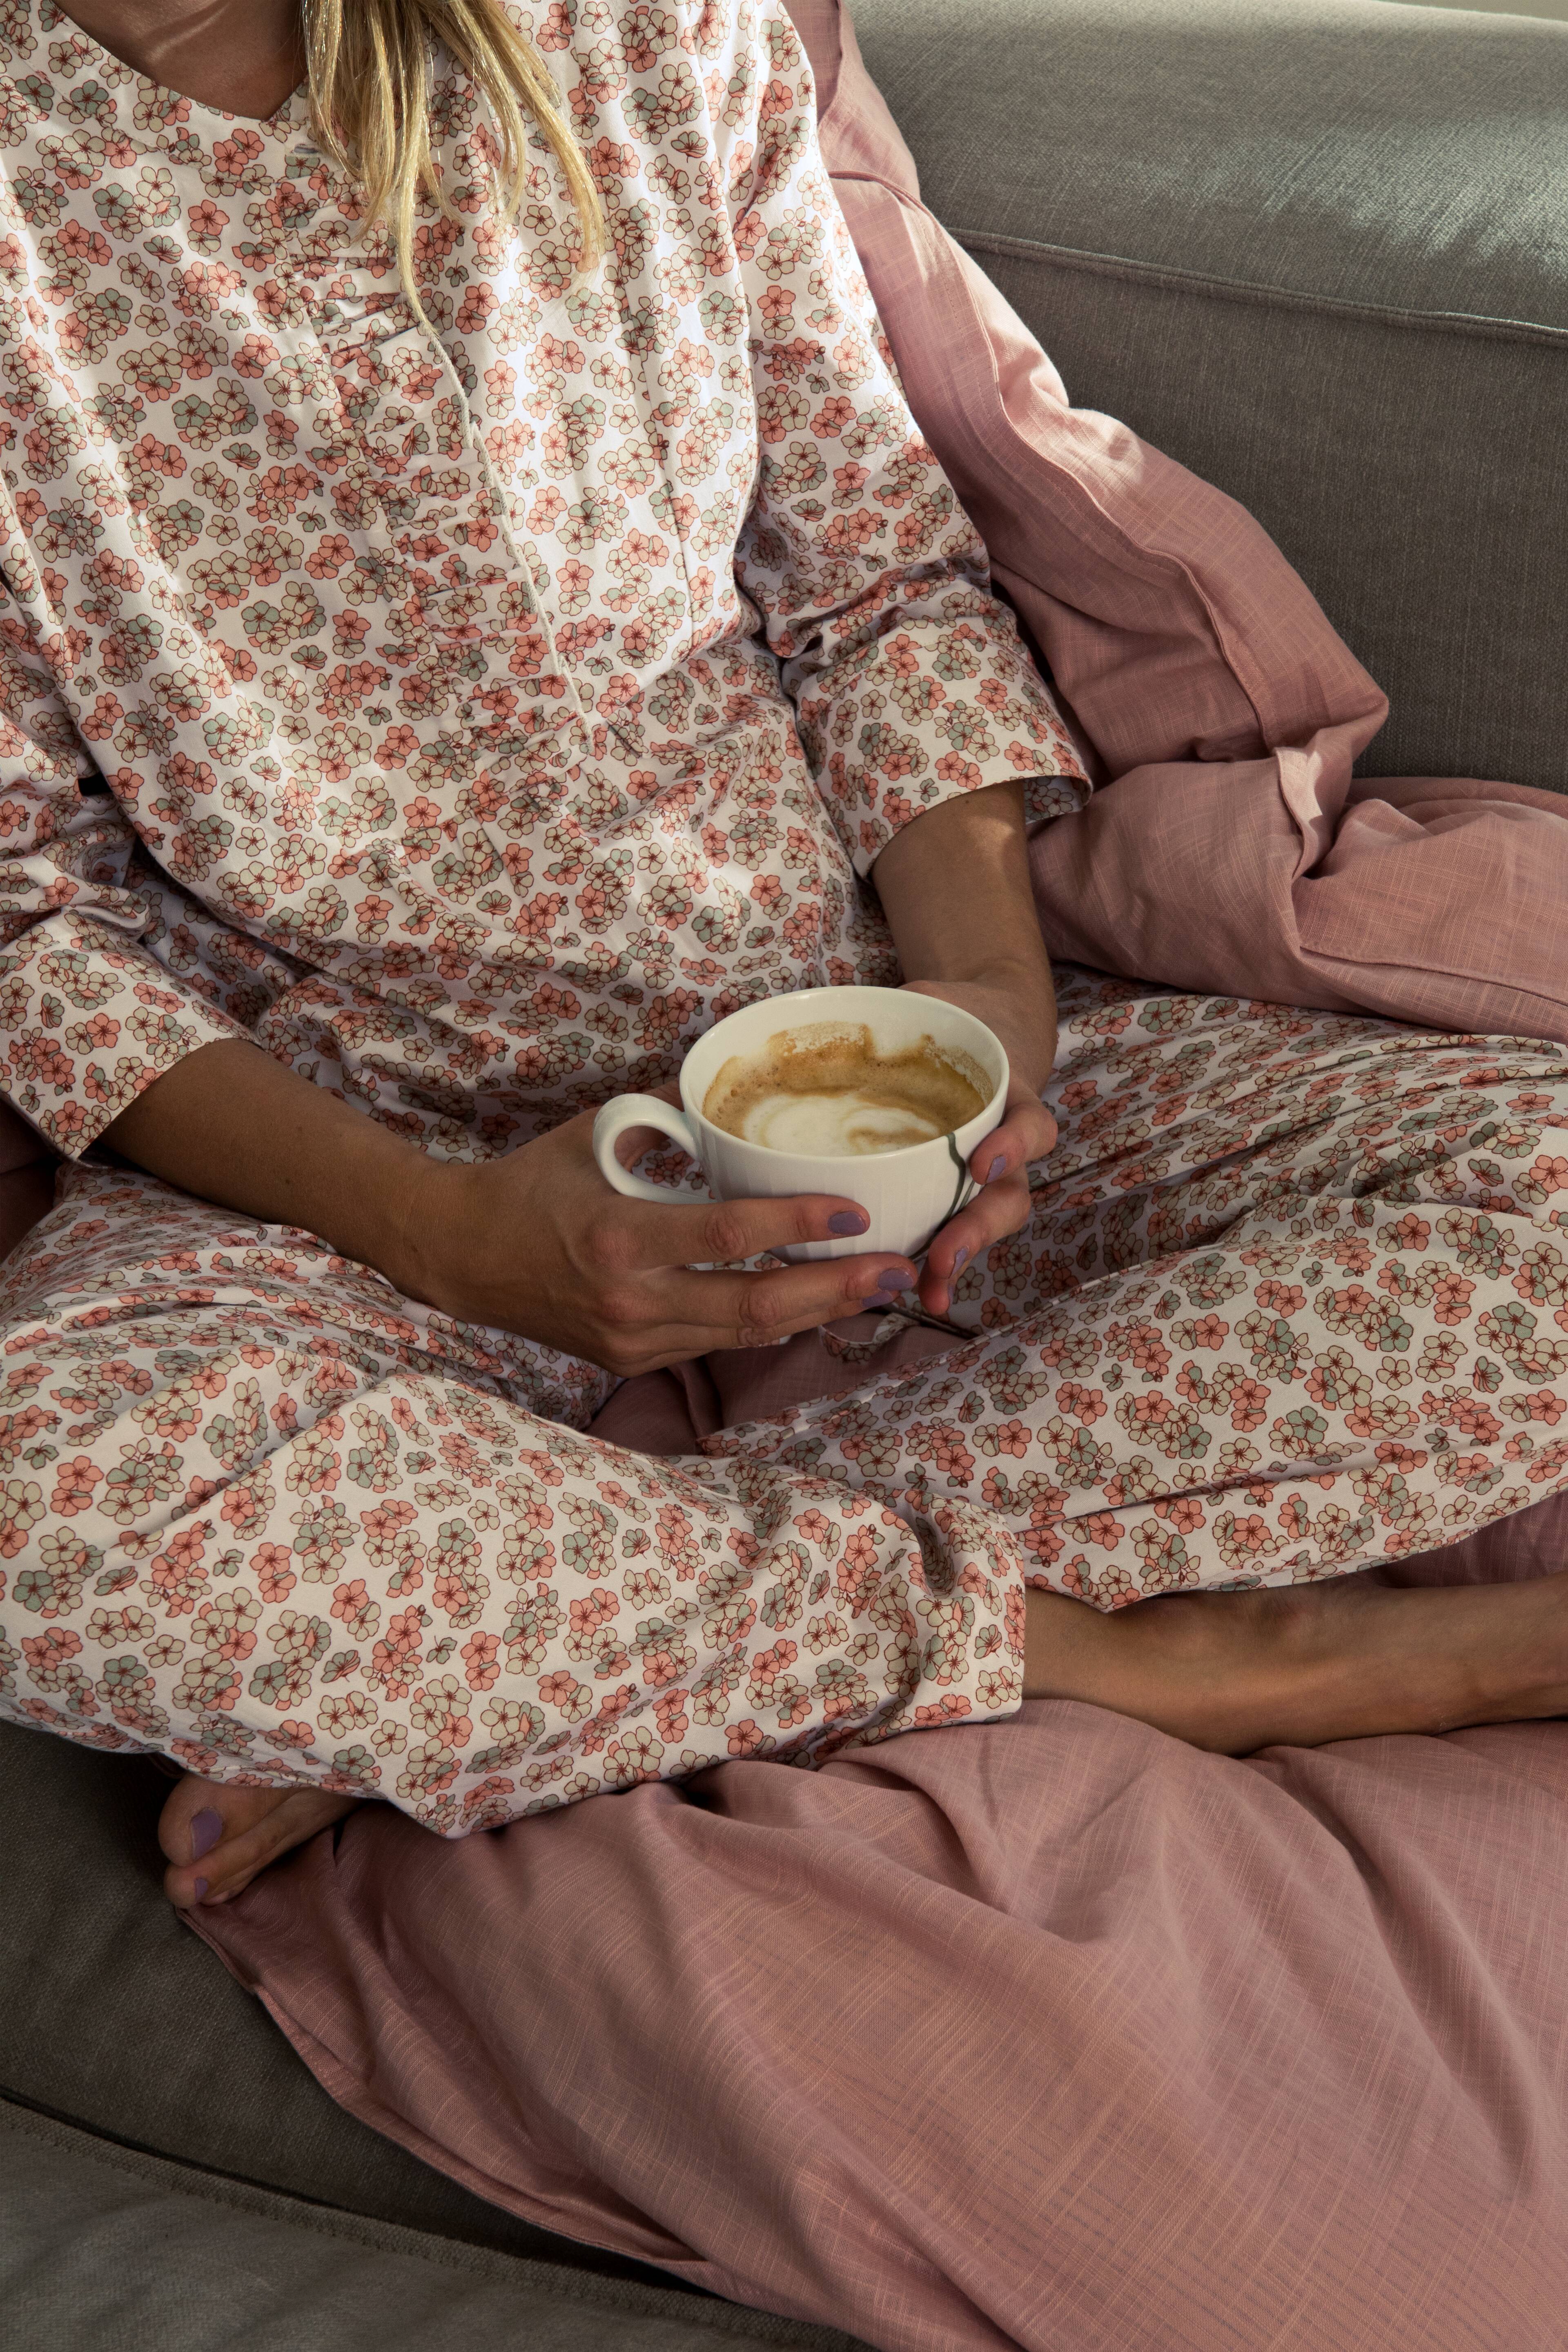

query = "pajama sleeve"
[724,0,1089,875]
[0,591,244,1156]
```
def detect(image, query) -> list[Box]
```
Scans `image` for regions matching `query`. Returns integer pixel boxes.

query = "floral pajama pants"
[3,967,1566,1833]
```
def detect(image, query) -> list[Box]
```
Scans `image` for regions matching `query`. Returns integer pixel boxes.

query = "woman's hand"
[103,764,1065,1368]
[103,1040,917,1380]
[406,1098,919,1376]
[901,972,1057,1319]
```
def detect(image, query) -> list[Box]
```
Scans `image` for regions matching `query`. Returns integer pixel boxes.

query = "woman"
[1,0,1565,1911]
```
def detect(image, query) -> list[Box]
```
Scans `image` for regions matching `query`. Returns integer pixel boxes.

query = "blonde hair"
[303,0,605,303]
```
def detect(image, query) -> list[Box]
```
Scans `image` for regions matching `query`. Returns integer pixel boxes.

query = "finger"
[969,1097,1057,1189]
[918,1169,1036,1314]
[605,1185,881,1272]
[648,1251,920,1352]
[929,1167,1036,1277]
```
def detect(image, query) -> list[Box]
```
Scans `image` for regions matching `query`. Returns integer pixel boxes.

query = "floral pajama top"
[0,0,1086,1245]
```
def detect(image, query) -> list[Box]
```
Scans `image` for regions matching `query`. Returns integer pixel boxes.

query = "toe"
[163,1785,359,1909]
[159,1770,278,1870]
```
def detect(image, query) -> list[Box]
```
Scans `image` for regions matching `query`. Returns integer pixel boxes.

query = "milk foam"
[702,1021,989,1158]
[732,1091,948,1157]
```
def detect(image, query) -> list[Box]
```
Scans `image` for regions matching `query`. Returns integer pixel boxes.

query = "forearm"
[98,1035,919,1370]
[101,1039,451,1302]
[872,781,1055,1004]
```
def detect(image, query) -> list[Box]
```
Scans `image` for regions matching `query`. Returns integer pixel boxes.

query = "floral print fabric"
[0,0,1563,1826]
[731,967,1568,1601]
[0,0,1085,1161]
[3,965,1567,1830]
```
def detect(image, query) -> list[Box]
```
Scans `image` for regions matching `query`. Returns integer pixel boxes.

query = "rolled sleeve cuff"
[797,617,1093,877]
[0,911,246,1158]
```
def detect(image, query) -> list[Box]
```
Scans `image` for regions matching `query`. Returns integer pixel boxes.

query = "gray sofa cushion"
[0,2101,863,2352]
[0,1718,871,2346]
[0,1719,676,2284]
[0,1718,876,2345]
[851,0,1568,796]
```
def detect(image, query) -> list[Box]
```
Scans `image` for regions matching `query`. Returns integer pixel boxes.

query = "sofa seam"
[947,229,1568,353]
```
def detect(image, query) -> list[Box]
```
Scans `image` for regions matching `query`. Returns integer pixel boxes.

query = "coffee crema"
[702,1021,989,1156]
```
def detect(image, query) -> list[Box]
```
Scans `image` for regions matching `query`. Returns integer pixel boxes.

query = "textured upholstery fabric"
[0,2104,861,2352]
[849,0,1568,794]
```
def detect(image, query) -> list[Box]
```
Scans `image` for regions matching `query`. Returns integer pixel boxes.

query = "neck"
[57,0,305,119]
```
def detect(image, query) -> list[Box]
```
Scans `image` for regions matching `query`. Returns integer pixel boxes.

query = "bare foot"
[1023,1567,1568,1755]
[159,1770,361,1908]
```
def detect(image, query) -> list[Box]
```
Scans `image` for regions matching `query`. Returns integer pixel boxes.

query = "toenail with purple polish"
[864,1289,898,1310]
[986,1154,1006,1182]
[192,1878,208,1902]
[953,1247,968,1276]
[828,1209,868,1236]
[190,1807,223,1860]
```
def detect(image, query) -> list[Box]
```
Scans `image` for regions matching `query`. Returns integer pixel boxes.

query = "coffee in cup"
[590,984,1009,1263]
[701,1021,989,1158]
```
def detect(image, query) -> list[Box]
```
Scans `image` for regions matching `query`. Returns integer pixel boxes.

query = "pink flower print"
[49,1455,102,1517]
[652,1689,689,1742]
[368,1606,426,1701]
[461,1630,501,1690]
[147,1528,209,1616]
[1229,1379,1272,1432]
[914,1692,973,1728]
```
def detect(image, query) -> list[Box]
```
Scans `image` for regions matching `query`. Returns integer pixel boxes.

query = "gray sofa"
[4,3,1566,2345]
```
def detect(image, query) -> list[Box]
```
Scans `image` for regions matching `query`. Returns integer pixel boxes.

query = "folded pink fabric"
[796,0,1568,1044]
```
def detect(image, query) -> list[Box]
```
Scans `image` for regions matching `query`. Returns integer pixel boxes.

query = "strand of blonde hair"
[302,0,605,310]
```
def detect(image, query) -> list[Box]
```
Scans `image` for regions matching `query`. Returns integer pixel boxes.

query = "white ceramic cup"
[591,984,1009,1264]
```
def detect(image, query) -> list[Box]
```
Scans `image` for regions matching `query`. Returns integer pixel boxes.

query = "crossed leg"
[13,968,1568,1904]
[159,1553,1568,1905]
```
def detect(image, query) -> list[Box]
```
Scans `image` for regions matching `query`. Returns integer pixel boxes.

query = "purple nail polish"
[986,1154,1007,1183]
[952,1247,968,1276]
[864,1289,898,1310]
[190,1807,223,1860]
[192,1878,208,1902]
[828,1209,868,1237]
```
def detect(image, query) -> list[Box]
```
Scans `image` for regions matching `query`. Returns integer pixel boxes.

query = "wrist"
[903,964,1058,1094]
[376,1149,481,1318]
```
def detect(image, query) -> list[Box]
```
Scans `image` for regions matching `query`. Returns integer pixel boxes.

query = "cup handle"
[592,1095,708,1203]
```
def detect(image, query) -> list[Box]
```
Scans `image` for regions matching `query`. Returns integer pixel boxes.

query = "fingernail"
[828,1209,868,1236]
[192,1877,209,1902]
[863,1290,898,1311]
[986,1154,1006,1183]
[190,1807,223,1860]
[952,1246,968,1276]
